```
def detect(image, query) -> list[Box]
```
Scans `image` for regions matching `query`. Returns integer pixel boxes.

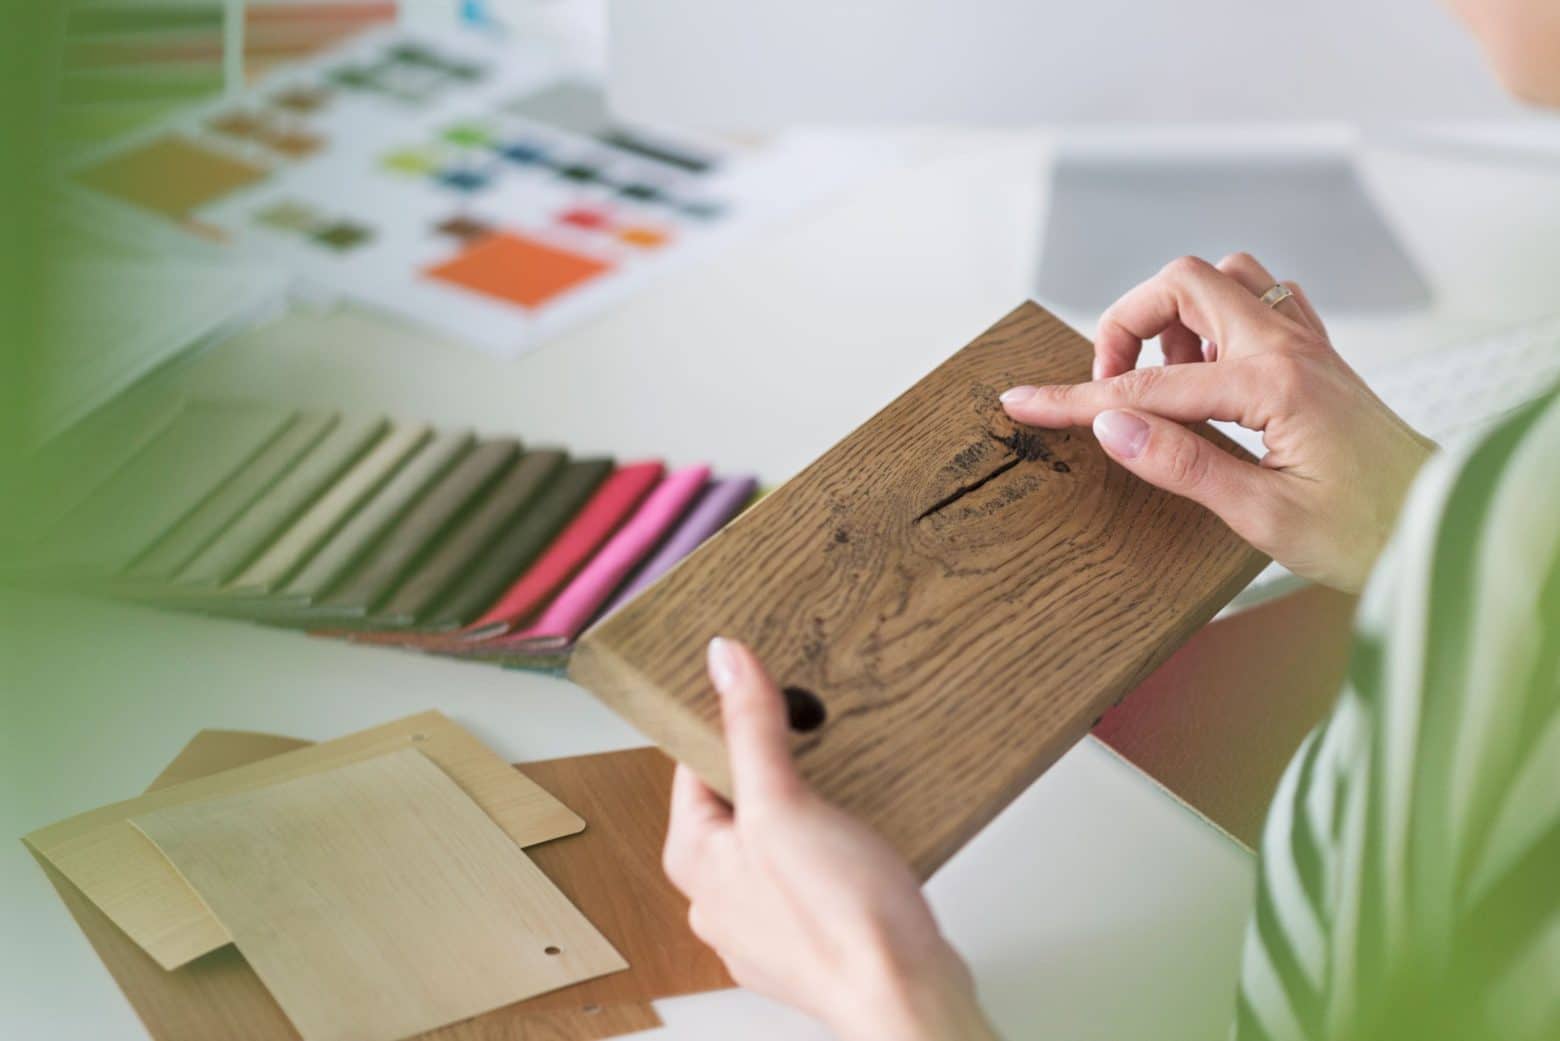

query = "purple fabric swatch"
[596,474,757,621]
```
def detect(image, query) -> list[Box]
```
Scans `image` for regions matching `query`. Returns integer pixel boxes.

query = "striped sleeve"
[1234,386,1560,1041]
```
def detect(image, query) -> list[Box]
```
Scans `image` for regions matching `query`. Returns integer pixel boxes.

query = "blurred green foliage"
[0,2,55,547]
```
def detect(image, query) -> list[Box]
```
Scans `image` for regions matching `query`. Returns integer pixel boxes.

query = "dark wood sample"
[569,301,1271,878]
[510,747,734,1013]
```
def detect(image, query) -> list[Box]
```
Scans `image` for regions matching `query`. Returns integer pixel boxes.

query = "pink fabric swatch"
[488,464,710,647]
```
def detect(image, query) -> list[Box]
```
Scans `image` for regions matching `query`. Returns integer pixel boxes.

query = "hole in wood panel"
[544,945,561,956]
[782,687,827,732]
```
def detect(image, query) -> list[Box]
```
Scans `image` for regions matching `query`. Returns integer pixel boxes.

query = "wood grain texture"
[507,748,733,1012]
[152,733,732,1013]
[149,730,311,790]
[131,750,627,1041]
[569,301,1270,878]
[31,733,660,1041]
[24,711,584,971]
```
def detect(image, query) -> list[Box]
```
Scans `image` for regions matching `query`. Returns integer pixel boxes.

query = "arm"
[661,252,1432,1039]
[663,637,999,1041]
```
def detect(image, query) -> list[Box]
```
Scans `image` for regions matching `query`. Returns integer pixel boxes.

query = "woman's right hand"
[999,253,1435,593]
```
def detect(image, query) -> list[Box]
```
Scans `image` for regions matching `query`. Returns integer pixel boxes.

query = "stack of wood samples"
[26,715,734,1040]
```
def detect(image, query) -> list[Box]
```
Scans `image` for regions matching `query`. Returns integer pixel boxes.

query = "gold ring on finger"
[1259,284,1295,309]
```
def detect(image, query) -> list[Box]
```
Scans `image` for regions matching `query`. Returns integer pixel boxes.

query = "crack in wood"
[914,455,1022,523]
[916,429,1071,524]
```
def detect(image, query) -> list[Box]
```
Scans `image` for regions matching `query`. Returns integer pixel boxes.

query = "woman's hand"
[663,637,997,1041]
[999,253,1434,592]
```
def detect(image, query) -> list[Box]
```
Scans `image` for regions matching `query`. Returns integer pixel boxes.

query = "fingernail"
[1092,359,1105,381]
[707,637,740,695]
[1093,410,1149,460]
[1000,386,1037,405]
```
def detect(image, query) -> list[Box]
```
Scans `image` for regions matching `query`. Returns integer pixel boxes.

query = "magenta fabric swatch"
[594,474,756,622]
[490,464,711,647]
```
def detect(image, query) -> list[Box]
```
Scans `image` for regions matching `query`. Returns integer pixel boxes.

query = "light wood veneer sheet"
[129,749,627,1041]
[31,730,661,1041]
[153,733,733,1015]
[24,711,584,971]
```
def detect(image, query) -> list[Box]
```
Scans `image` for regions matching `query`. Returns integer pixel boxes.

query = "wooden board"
[25,711,585,971]
[131,750,627,1041]
[569,301,1271,878]
[32,732,660,1041]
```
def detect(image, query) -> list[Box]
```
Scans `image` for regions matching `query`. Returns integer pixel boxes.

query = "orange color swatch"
[76,136,269,220]
[425,232,610,309]
[619,226,672,249]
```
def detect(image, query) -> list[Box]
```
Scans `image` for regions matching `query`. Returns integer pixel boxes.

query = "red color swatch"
[425,231,610,309]
[558,207,610,231]
[470,462,664,631]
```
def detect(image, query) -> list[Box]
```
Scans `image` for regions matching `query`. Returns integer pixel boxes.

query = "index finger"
[1003,360,1269,431]
[1095,256,1289,379]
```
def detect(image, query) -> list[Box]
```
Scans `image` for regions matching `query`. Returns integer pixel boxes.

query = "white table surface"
[5,128,1560,1041]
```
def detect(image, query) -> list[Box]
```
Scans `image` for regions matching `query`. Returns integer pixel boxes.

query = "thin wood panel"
[510,748,733,1012]
[131,749,627,1041]
[570,301,1270,878]
[148,730,312,790]
[152,733,732,1014]
[31,732,660,1041]
[25,711,584,971]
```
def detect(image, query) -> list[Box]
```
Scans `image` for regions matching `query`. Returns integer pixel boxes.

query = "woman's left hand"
[662,637,997,1041]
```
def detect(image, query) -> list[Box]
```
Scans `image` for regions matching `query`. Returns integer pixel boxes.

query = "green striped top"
[1234,387,1560,1041]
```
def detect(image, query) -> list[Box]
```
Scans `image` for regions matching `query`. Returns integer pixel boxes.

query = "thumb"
[1091,409,1279,551]
[707,637,805,809]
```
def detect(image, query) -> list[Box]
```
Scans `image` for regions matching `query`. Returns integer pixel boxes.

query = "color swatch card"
[59,2,399,156]
[16,387,759,674]
[65,25,896,357]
